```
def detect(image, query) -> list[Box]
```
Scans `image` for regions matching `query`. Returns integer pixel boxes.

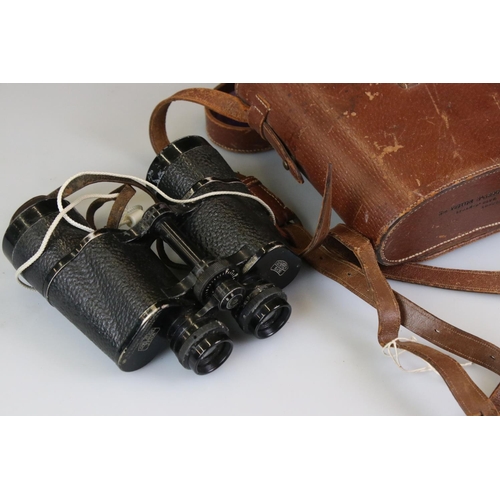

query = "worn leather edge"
[378,165,500,264]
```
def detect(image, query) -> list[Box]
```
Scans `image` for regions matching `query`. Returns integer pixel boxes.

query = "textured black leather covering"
[46,232,183,363]
[148,140,239,198]
[8,203,187,367]
[148,142,287,259]
[10,207,90,295]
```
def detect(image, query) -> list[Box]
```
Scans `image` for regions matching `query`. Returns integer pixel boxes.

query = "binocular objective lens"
[169,315,233,375]
[236,283,292,339]
[250,297,291,339]
[190,333,233,375]
[261,309,286,332]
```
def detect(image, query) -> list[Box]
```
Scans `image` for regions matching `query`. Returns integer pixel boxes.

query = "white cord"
[56,171,277,232]
[15,192,119,290]
[383,336,472,373]
[17,170,279,289]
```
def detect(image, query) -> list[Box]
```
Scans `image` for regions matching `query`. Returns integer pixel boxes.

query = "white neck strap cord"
[57,171,276,233]
[17,171,278,289]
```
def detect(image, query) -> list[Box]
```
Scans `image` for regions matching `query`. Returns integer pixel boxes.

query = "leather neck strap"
[242,175,500,415]
[150,86,500,414]
[148,84,500,296]
[149,85,305,183]
[150,86,253,154]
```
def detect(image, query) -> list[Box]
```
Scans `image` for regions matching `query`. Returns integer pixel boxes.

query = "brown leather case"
[234,83,500,265]
[149,84,500,415]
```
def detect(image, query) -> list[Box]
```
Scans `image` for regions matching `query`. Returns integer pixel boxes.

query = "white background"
[1,83,499,416]
[2,2,500,497]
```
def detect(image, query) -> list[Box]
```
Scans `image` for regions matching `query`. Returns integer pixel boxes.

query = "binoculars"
[3,136,301,375]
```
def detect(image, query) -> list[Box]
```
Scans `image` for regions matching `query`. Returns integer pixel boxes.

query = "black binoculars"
[3,136,300,375]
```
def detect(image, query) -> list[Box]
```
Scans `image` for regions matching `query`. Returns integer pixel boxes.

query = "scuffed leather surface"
[236,84,500,263]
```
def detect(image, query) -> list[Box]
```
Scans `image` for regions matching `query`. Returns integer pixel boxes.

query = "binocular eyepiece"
[145,203,295,340]
[148,136,301,338]
[3,136,301,375]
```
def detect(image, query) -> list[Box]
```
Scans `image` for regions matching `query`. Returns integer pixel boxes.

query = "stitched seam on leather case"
[207,132,272,153]
[384,221,500,264]
[252,103,265,120]
[380,166,500,263]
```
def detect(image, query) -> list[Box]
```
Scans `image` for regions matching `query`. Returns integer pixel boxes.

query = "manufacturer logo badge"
[138,327,160,352]
[270,260,289,276]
